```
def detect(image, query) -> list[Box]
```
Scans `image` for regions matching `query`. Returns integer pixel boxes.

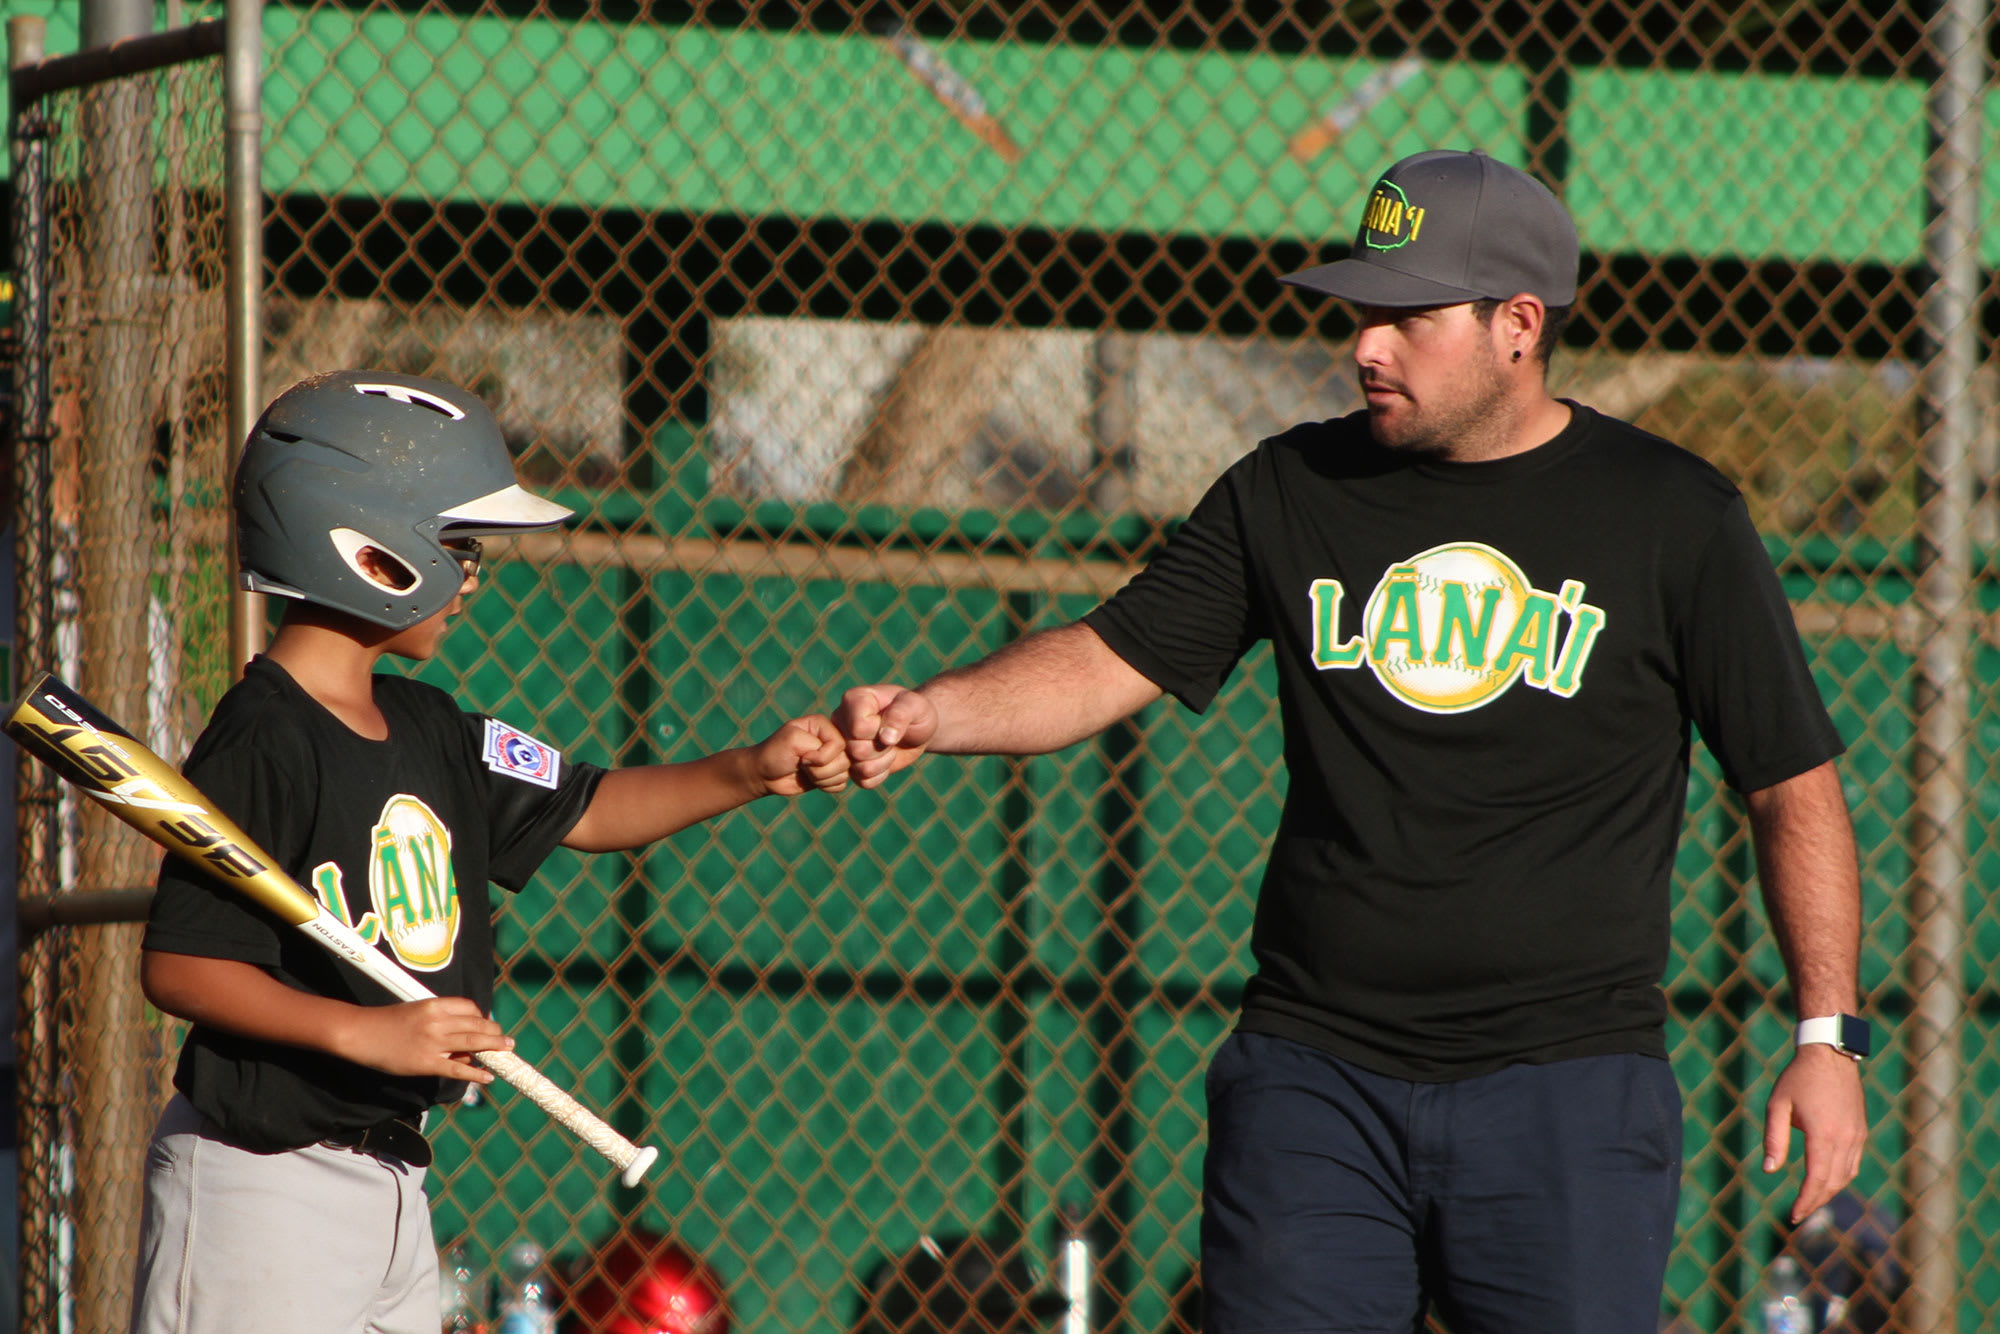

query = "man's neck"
[1442,392,1573,464]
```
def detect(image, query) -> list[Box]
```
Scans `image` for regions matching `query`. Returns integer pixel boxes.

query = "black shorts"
[1201,1032,1682,1334]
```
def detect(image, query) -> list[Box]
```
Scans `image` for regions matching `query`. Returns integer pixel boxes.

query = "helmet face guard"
[234,371,571,629]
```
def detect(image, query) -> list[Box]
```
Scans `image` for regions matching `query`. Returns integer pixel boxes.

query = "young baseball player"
[130,370,847,1334]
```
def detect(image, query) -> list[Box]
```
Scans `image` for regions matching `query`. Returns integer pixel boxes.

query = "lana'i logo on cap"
[1361,181,1427,252]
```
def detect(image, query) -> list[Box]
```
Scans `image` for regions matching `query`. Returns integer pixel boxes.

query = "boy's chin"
[380,621,449,661]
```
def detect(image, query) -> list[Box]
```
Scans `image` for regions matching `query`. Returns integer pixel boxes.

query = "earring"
[1511,349,1522,362]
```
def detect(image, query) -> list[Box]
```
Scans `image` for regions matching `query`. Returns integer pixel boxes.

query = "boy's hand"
[834,685,937,788]
[334,997,511,1083]
[754,714,850,795]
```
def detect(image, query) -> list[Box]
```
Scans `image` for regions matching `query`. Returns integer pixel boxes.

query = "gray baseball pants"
[129,1094,439,1334]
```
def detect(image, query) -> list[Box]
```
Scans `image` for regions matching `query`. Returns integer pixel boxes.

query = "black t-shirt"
[1084,404,1844,1080]
[144,656,605,1150]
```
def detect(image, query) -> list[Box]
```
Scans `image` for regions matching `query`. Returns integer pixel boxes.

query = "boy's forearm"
[142,949,510,1081]
[142,949,367,1058]
[561,750,763,852]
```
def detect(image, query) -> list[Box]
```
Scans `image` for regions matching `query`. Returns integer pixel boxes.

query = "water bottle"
[439,1240,486,1334]
[1058,1203,1092,1334]
[494,1240,557,1334]
[1756,1254,1812,1334]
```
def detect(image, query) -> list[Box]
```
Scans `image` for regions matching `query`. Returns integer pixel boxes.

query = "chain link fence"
[10,1,2000,1331]
[8,14,230,1332]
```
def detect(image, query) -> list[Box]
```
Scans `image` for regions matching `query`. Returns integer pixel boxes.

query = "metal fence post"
[1906,0,1990,1330]
[7,18,61,1332]
[72,0,159,1322]
[225,0,262,672]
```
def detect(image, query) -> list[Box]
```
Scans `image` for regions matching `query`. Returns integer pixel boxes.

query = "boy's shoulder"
[178,661,327,803]
[369,667,465,717]
[370,671,497,758]
[190,658,315,752]
[189,658,449,753]
[189,661,487,780]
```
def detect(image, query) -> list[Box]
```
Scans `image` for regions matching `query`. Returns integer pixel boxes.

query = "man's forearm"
[1745,759,1862,1018]
[919,622,1164,755]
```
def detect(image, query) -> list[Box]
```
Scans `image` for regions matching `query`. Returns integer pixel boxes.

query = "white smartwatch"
[1795,1014,1871,1060]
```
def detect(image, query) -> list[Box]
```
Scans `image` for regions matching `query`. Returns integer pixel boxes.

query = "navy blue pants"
[1202,1033,1681,1334]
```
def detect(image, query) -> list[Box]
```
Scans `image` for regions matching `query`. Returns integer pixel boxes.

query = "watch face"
[1838,1014,1873,1058]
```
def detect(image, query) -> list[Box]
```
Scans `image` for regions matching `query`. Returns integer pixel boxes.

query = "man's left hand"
[1761,1043,1867,1224]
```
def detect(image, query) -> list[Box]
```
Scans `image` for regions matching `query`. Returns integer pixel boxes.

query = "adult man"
[836,149,1867,1332]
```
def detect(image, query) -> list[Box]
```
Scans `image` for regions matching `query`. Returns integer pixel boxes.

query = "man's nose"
[1354,323,1391,368]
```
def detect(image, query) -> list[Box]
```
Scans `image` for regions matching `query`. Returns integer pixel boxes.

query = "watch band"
[1796,1013,1871,1059]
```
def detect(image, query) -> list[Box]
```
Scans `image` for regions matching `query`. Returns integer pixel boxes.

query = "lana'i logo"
[1361,181,1427,251]
[370,795,460,970]
[308,793,462,971]
[1310,543,1606,713]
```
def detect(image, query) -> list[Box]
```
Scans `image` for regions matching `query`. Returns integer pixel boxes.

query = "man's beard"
[1362,358,1509,459]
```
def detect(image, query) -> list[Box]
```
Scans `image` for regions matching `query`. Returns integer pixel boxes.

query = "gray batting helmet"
[234,370,571,630]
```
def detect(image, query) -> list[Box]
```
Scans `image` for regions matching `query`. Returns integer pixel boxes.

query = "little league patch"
[482,718,562,789]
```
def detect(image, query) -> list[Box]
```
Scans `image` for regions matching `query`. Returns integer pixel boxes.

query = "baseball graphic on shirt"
[1363,542,1533,712]
[370,794,461,971]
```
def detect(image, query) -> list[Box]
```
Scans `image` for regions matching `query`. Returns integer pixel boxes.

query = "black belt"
[322,1115,432,1168]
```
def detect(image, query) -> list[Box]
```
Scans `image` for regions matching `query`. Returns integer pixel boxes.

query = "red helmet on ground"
[561,1230,729,1334]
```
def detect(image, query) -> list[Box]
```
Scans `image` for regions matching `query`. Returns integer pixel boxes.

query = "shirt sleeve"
[463,712,608,890]
[1677,495,1846,791]
[1083,457,1266,713]
[143,746,305,965]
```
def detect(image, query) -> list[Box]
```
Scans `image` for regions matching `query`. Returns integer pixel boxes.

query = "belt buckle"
[329,1117,433,1168]
[370,1117,433,1168]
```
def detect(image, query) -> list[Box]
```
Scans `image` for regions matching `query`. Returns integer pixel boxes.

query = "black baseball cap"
[1283,149,1578,308]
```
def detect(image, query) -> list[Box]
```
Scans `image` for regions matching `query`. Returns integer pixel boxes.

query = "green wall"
[2,1,1987,265]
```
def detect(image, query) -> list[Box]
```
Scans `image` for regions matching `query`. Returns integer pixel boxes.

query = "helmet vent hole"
[354,383,468,420]
[266,431,302,444]
[330,528,420,593]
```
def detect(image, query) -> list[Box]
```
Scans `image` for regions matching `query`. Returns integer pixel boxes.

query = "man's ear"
[1498,293,1547,364]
